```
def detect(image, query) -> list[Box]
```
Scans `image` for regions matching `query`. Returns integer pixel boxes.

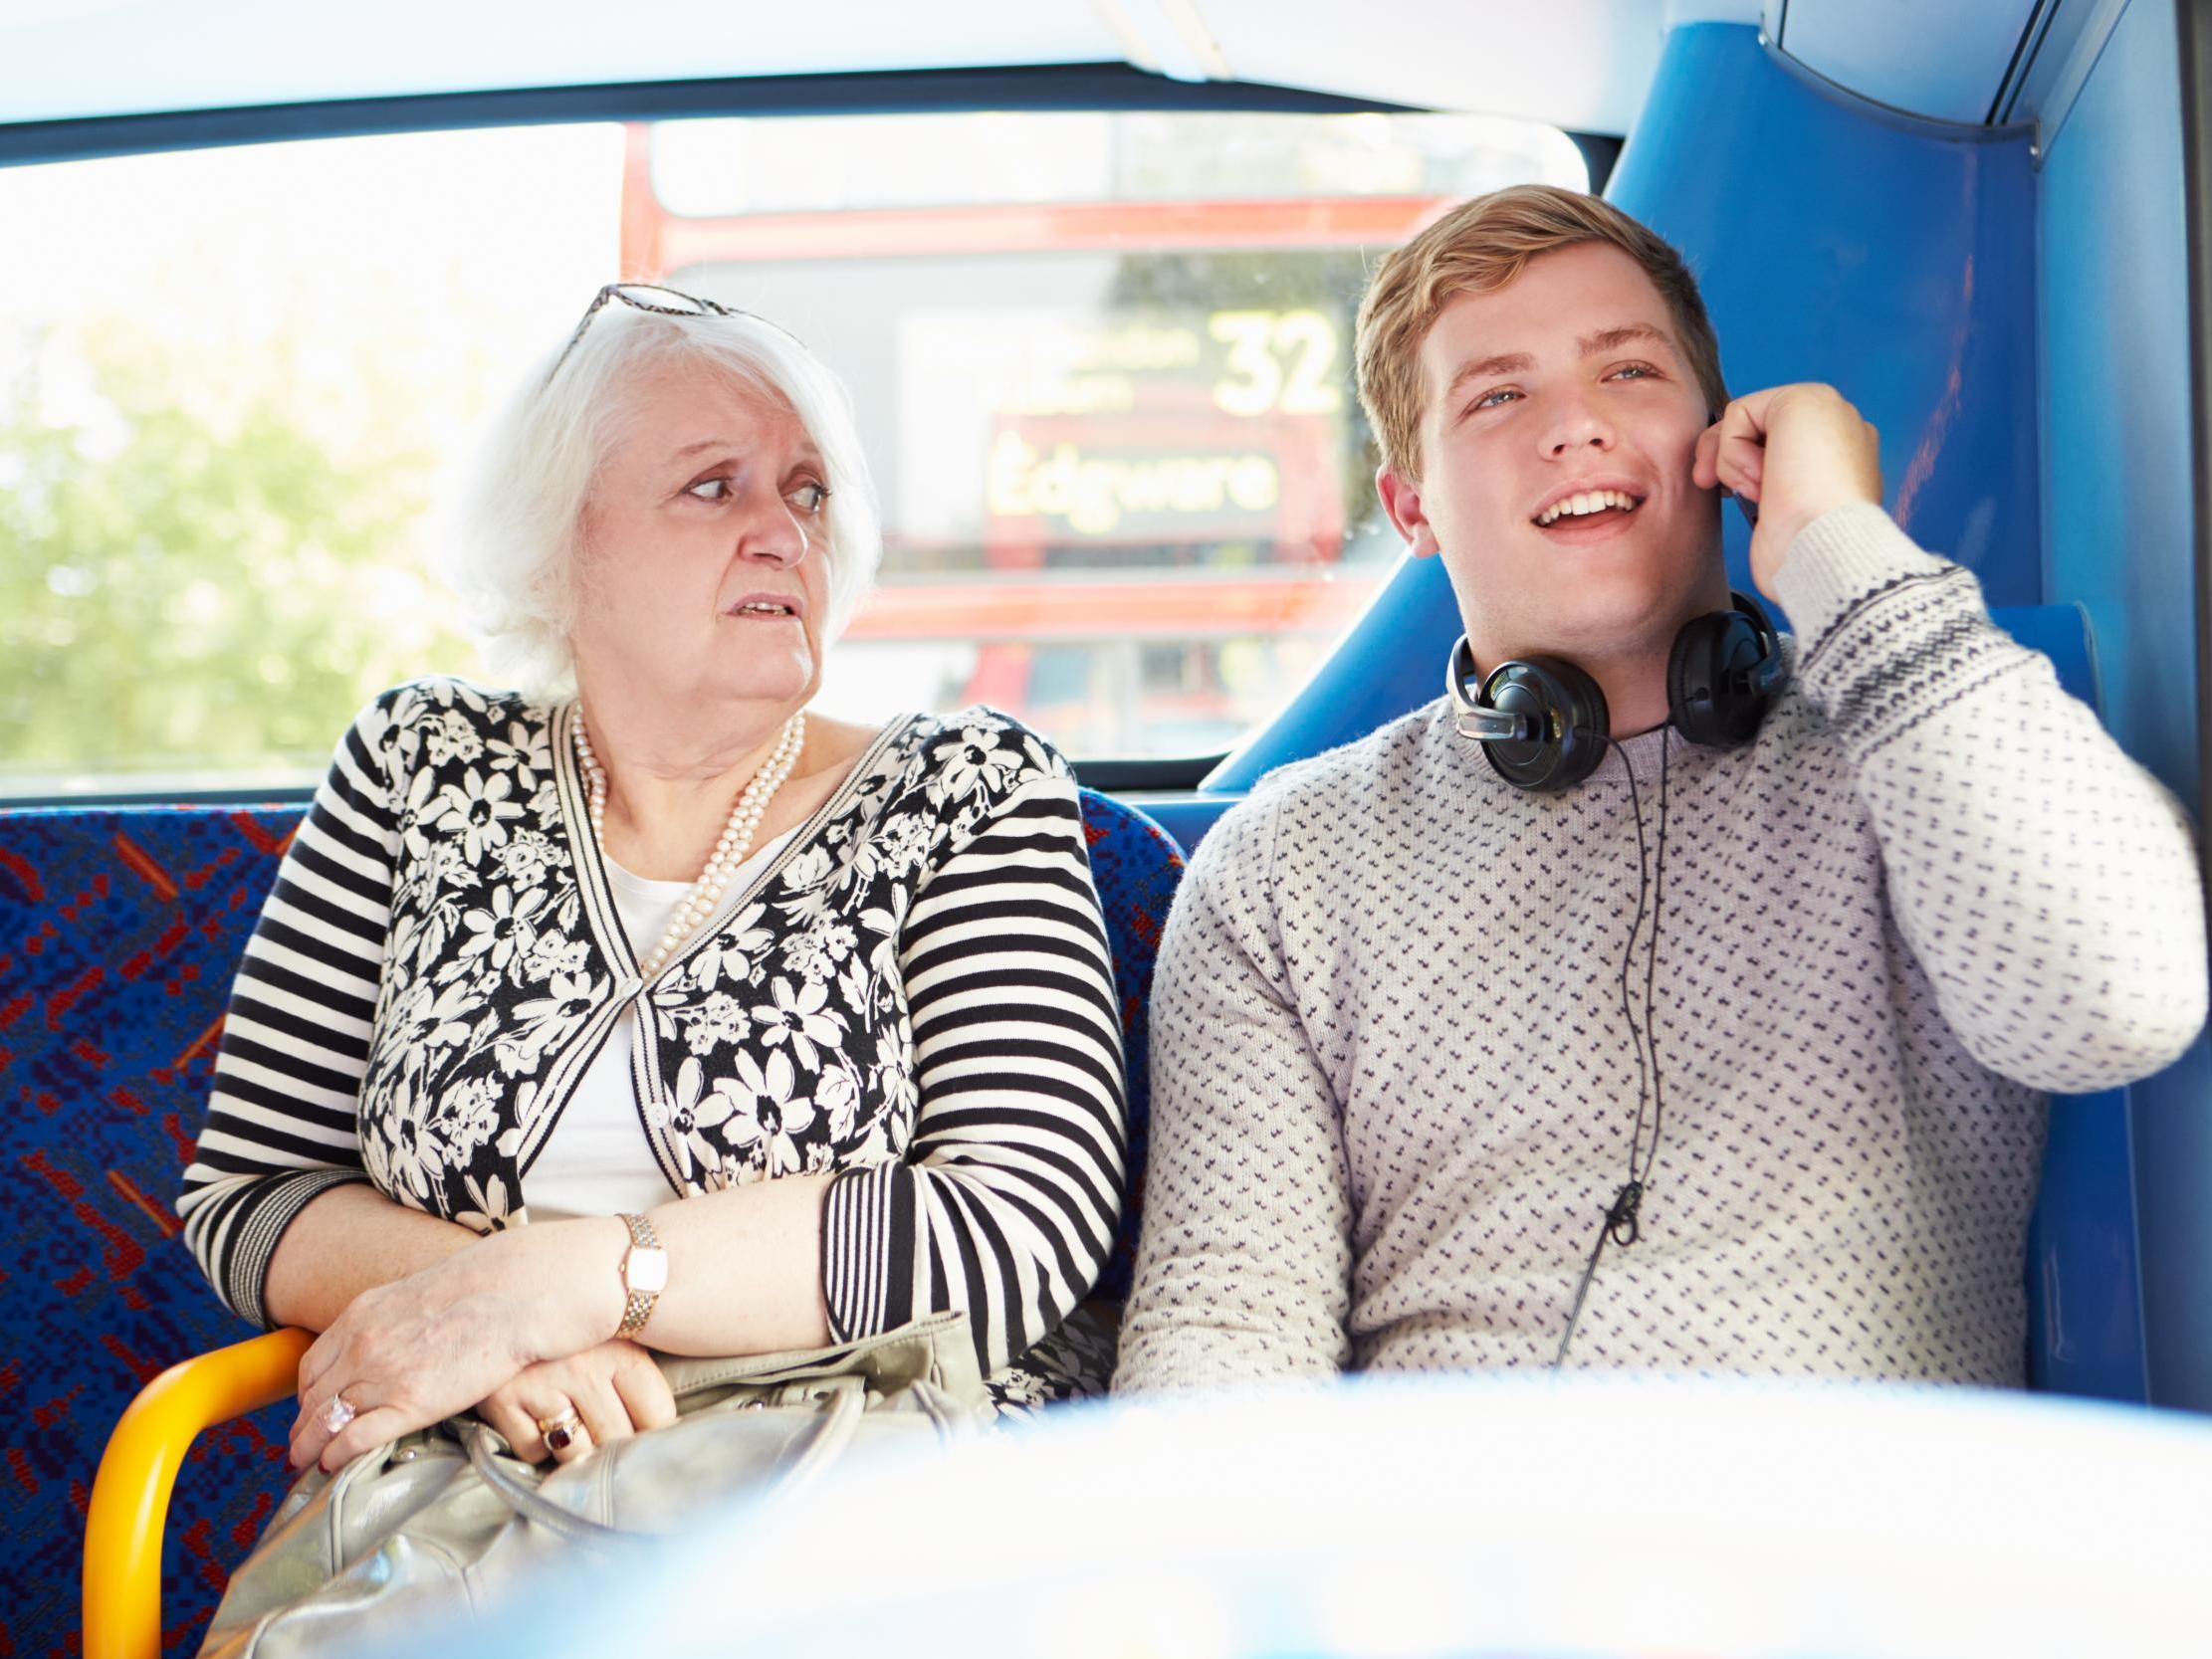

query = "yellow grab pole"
[84,1328,312,1659]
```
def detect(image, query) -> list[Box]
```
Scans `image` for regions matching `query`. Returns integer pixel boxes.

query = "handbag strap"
[463,1425,624,1549]
[656,1308,978,1400]
[461,1378,871,1548]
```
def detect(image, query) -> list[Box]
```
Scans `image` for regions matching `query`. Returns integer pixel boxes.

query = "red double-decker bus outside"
[613,112,1585,755]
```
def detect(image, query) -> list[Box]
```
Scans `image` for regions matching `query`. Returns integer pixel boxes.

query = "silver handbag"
[196,1312,990,1658]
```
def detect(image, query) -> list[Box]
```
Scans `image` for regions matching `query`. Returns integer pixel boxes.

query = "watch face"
[628,1247,670,1295]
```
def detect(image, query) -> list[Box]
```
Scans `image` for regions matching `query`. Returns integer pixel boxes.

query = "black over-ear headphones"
[1444,591,1787,790]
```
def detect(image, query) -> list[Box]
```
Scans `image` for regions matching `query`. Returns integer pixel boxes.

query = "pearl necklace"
[571,707,806,979]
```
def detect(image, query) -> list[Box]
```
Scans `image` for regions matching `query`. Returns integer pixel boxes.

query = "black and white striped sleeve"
[820,765,1127,1373]
[177,696,400,1327]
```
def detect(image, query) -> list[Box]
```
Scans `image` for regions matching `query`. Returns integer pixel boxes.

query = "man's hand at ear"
[1692,384,1883,598]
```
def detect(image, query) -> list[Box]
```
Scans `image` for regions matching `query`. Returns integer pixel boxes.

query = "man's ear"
[1376,463,1442,559]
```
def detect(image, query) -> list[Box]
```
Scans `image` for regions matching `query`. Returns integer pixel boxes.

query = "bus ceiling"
[0,1,2088,171]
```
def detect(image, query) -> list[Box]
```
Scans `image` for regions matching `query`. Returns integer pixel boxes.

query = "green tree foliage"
[0,330,483,790]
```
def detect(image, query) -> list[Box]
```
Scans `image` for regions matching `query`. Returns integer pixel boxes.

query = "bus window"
[631,110,1588,759]
[0,125,626,798]
[0,109,1584,797]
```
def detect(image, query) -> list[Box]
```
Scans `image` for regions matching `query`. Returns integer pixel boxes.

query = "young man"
[1112,186,2207,1388]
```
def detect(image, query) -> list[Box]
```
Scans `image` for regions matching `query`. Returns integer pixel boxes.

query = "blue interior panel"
[1775,0,2043,126]
[2033,0,2212,1411]
[1610,24,2043,612]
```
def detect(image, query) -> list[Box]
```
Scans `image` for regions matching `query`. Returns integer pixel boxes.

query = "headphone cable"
[1630,729,1673,1202]
[1554,729,1672,1367]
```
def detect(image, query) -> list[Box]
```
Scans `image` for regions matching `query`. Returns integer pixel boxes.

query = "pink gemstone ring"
[321,1394,356,1435]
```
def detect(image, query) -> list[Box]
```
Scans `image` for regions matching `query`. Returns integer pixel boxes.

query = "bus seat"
[1072,793,1186,1300]
[1,789,1182,1659]
[2,805,311,1659]
[1113,792,1240,860]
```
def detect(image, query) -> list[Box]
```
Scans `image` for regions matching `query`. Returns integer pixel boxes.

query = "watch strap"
[615,1211,663,1340]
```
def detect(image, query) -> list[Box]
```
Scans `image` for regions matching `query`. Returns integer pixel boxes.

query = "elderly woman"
[177,285,1127,1472]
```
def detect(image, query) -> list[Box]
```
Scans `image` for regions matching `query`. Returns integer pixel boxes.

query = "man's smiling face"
[1378,240,1727,674]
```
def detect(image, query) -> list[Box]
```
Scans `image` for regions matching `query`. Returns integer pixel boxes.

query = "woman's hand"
[289,1218,627,1471]
[474,1339,678,1464]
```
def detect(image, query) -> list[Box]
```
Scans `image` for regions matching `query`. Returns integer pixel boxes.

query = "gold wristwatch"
[614,1212,667,1340]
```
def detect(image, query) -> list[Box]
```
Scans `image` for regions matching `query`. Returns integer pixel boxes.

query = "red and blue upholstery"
[1078,797,1186,1299]
[0,791,1184,1659]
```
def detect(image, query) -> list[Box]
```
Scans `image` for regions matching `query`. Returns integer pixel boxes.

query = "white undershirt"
[525,828,796,1221]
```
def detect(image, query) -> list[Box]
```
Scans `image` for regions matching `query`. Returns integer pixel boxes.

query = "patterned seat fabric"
[1073,793,1186,1299]
[0,793,1185,1659]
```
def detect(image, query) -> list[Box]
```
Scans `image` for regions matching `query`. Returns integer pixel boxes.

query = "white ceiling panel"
[0,0,1703,136]
[0,0,1122,125]
[0,0,2049,142]
[1193,0,1678,136]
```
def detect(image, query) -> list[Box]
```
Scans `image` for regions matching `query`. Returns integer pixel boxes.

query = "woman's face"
[570,358,834,727]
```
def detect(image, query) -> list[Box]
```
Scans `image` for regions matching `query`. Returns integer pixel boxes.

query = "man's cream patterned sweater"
[1115,505,2207,1388]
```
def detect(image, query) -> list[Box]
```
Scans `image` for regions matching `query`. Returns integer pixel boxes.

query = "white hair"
[443,300,883,699]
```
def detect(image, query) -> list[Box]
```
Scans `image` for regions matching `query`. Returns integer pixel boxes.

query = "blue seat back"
[2,805,304,1659]
[1992,604,2149,1401]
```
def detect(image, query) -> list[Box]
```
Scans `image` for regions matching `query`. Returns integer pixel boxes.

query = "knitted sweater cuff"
[1772,502,2028,758]
[1769,502,1953,649]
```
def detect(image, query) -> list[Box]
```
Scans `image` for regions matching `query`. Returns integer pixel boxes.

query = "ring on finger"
[320,1392,358,1435]
[537,1405,584,1455]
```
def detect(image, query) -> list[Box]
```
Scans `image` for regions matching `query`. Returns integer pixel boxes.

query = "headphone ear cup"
[1479,657,1610,791]
[1730,588,1780,639]
[1668,607,1772,748]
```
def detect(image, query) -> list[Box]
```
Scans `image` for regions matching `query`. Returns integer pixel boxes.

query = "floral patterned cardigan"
[178,679,1129,1401]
